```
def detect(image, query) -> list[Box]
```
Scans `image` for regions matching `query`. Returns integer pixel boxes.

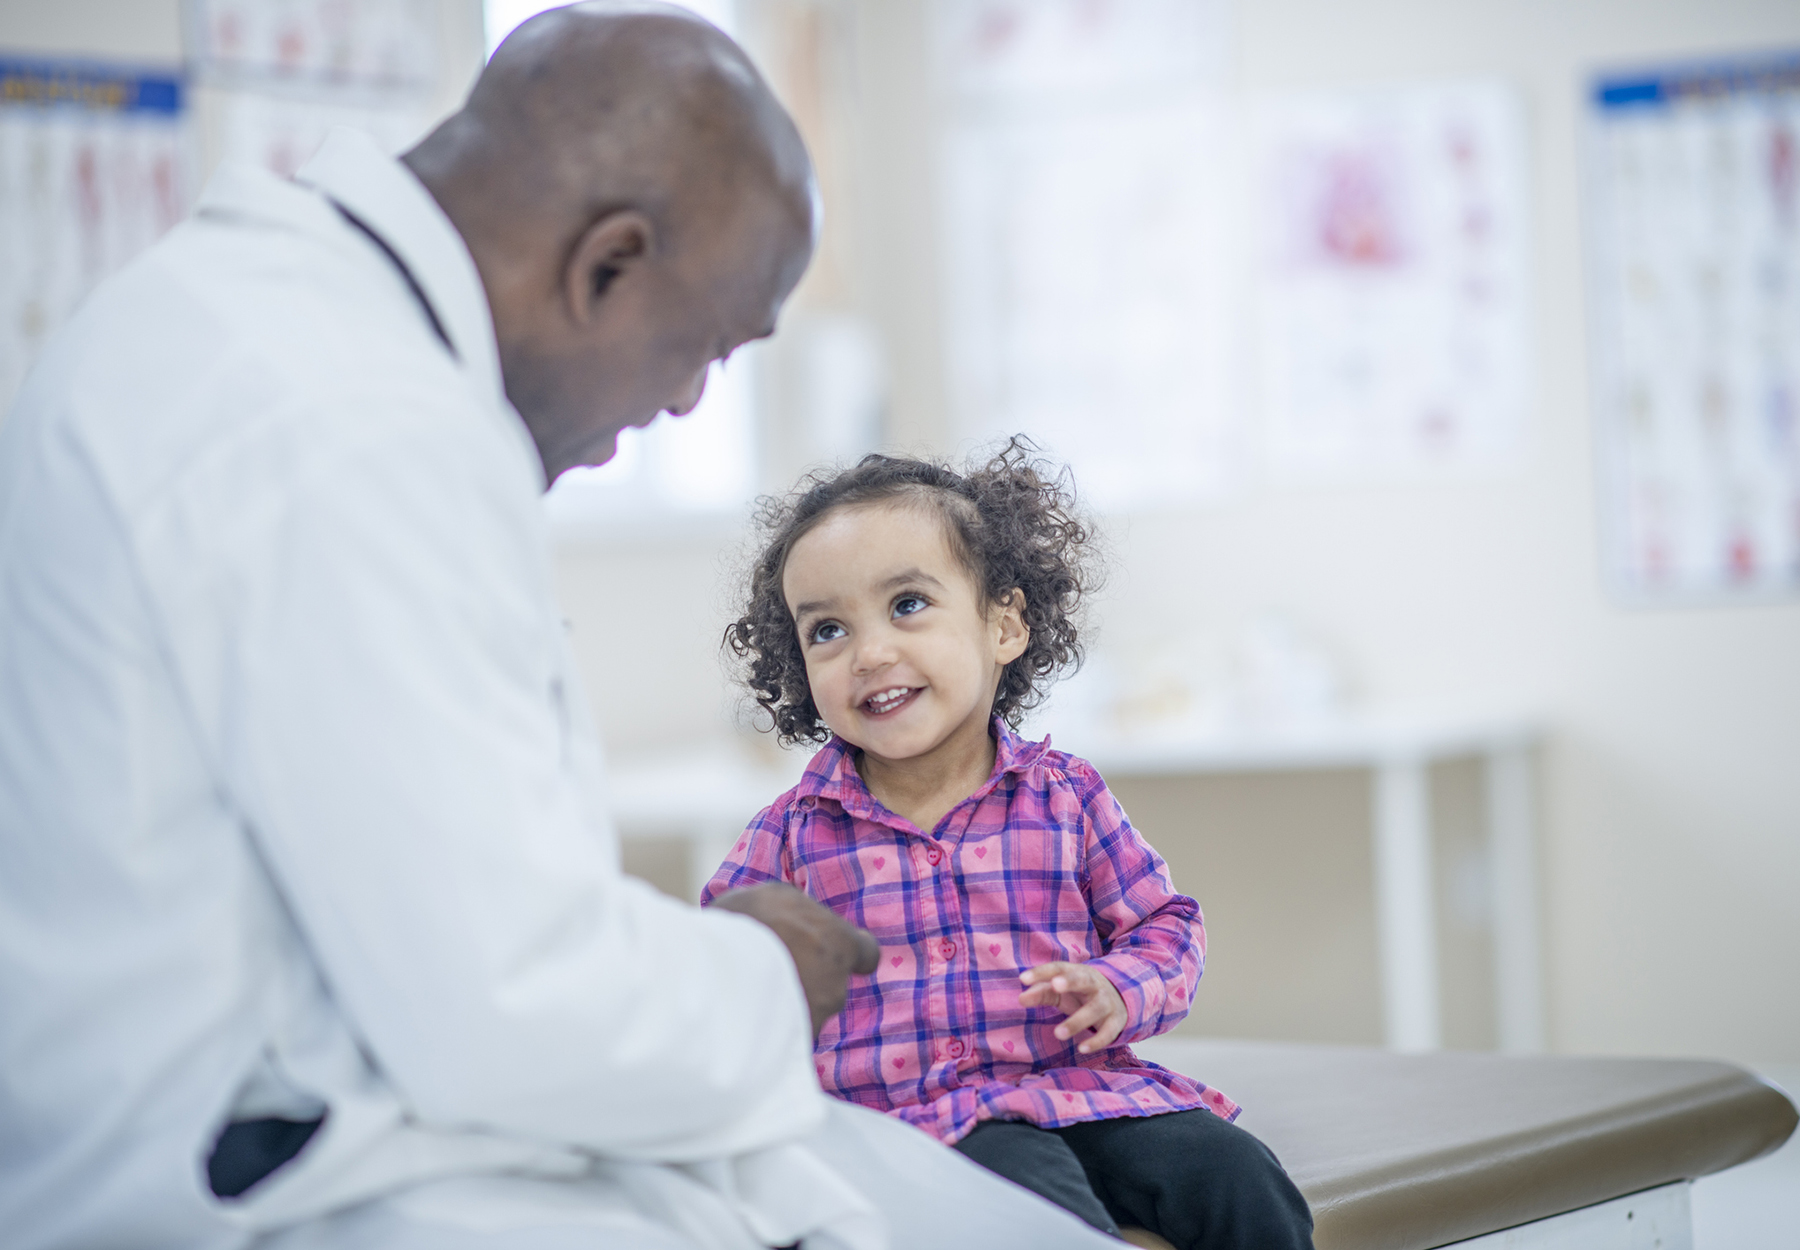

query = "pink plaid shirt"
[700,719,1239,1144]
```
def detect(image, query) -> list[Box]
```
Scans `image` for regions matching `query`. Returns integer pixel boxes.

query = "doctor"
[0,5,1118,1249]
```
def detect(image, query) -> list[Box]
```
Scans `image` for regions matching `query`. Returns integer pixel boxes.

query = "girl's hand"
[1018,961,1128,1054]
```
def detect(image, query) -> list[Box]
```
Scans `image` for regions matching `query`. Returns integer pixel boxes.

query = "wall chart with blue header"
[1586,52,1800,601]
[0,57,189,411]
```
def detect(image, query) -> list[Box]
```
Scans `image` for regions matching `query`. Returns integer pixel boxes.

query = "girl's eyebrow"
[878,568,946,592]
[793,569,945,620]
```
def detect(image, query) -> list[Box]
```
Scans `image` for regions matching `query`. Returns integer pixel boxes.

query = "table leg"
[1374,755,1441,1051]
[1487,741,1546,1053]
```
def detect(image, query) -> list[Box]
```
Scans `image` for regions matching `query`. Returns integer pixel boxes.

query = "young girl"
[701,442,1313,1250]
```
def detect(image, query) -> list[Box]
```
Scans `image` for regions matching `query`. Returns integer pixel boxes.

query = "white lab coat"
[0,130,1115,1250]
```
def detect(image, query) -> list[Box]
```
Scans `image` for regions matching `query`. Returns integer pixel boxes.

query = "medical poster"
[1586,53,1800,601]
[933,0,1226,104]
[1250,83,1533,480]
[188,0,443,181]
[0,59,189,412]
[209,85,434,178]
[940,103,1238,510]
[189,0,437,88]
[934,0,1237,512]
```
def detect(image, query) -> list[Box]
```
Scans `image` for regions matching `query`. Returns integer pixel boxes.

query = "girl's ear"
[993,589,1030,666]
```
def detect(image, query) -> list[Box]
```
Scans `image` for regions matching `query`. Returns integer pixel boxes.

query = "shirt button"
[946,1038,966,1059]
[939,939,957,960]
[926,847,943,866]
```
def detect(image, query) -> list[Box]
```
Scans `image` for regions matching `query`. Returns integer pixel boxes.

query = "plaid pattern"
[701,719,1239,1144]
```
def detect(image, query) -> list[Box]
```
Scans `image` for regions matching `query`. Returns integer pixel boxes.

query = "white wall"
[562,0,1800,1067]
[0,0,185,61]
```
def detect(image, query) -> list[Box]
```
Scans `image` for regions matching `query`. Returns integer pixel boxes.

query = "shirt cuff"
[1090,951,1170,1044]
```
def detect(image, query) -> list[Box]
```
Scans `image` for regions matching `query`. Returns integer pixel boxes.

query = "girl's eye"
[893,595,928,618]
[809,621,846,644]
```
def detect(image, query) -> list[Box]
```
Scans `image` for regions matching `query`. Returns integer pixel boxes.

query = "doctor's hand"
[712,882,881,1037]
[1019,961,1128,1055]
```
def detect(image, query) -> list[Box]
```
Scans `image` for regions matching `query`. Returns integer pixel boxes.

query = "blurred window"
[537,352,761,534]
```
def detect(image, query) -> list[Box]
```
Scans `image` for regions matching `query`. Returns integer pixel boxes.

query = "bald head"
[458,4,812,256]
[404,2,817,483]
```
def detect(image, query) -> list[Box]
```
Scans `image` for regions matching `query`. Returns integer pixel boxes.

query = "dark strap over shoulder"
[331,199,458,360]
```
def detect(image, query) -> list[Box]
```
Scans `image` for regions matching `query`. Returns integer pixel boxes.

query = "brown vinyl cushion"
[1135,1038,1797,1250]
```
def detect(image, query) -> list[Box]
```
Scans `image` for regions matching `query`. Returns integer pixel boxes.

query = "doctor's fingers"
[849,926,881,975]
[710,882,872,1033]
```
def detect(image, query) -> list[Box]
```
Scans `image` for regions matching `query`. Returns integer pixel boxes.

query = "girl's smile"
[861,685,922,716]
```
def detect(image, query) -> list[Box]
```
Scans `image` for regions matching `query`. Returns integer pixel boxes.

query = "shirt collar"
[797,717,1054,826]
[195,129,539,486]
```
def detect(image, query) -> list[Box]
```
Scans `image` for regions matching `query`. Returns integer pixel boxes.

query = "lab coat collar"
[293,129,509,415]
[798,716,1052,832]
[194,134,545,489]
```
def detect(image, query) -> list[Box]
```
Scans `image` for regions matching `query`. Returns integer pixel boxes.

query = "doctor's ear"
[564,210,655,324]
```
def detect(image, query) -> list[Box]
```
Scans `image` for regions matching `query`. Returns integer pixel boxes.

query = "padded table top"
[1135,1038,1797,1250]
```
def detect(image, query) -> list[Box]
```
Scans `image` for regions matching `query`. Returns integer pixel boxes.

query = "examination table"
[1113,1038,1798,1250]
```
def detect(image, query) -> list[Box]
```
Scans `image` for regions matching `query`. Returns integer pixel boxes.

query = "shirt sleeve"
[186,389,821,1164]
[1075,768,1205,1044]
[699,802,795,905]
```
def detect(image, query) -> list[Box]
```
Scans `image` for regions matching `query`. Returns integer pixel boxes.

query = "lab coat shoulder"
[19,209,535,757]
[48,188,520,526]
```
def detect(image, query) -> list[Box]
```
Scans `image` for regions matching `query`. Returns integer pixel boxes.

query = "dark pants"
[953,1111,1314,1250]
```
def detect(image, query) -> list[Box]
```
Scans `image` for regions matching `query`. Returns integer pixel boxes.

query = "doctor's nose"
[664,364,709,417]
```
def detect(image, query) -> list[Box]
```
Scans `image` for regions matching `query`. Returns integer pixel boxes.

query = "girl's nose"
[851,635,898,675]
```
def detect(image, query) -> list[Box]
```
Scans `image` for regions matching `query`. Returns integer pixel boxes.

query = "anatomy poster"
[189,0,443,182]
[1250,83,1533,480]
[210,86,433,178]
[0,59,189,411]
[933,0,1226,104]
[1586,54,1800,601]
[934,0,1237,512]
[189,0,437,88]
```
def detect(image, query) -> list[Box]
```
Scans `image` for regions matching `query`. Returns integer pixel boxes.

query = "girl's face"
[782,503,1029,768]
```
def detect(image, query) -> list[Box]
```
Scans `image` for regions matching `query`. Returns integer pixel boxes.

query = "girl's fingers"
[1057,997,1113,1038]
[1078,1013,1127,1054]
[1022,989,1082,1016]
[1020,961,1076,986]
[1065,1008,1123,1059]
[1020,969,1090,1010]
[1018,962,1125,1048]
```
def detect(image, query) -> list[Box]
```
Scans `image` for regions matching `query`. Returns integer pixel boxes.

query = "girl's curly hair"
[725,436,1100,747]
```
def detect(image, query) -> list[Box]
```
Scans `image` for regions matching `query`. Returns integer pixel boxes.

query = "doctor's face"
[503,186,814,486]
